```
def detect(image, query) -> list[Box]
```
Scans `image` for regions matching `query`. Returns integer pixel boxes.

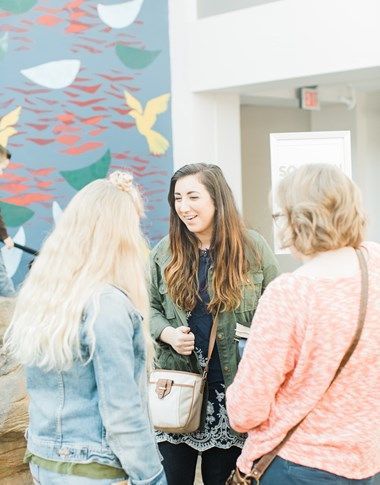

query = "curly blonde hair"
[276,163,366,256]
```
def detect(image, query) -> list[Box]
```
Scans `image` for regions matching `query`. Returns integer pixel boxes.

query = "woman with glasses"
[227,164,380,484]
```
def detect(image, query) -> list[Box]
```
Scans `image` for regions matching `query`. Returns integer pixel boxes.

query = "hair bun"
[108,171,133,192]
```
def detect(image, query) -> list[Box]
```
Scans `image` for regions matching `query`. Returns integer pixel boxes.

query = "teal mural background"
[0,0,172,284]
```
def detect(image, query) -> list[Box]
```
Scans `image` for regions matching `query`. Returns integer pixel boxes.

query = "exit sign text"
[300,87,320,110]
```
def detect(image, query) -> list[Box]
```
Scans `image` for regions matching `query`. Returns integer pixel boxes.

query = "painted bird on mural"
[124,91,170,156]
[0,106,22,147]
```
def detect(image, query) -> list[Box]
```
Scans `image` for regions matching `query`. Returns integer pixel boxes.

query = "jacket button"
[217,333,223,340]
[224,366,229,372]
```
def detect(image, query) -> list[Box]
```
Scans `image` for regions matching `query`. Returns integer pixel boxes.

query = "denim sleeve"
[90,290,167,485]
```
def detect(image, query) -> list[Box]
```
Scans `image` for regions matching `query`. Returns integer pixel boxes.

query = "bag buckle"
[226,467,261,485]
[155,379,173,399]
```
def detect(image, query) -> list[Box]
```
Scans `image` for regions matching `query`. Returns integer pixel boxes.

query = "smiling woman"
[149,163,279,485]
[173,175,215,249]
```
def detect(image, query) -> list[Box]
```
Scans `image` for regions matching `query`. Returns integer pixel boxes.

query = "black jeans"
[158,441,241,485]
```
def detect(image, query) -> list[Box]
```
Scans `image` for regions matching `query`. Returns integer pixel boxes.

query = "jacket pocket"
[158,282,176,320]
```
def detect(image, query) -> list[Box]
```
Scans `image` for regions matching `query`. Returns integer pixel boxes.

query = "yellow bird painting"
[0,106,22,147]
[124,91,170,156]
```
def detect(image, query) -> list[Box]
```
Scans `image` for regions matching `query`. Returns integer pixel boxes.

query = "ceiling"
[219,67,380,107]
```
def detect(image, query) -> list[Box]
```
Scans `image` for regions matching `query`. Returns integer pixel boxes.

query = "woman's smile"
[174,174,215,243]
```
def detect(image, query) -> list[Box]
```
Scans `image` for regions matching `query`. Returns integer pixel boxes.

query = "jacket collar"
[153,235,172,268]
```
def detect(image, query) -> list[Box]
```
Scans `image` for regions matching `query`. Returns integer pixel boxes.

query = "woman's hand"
[3,236,14,249]
[160,326,195,355]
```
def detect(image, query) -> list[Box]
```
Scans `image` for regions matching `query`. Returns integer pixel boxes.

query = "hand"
[3,236,14,249]
[160,326,195,356]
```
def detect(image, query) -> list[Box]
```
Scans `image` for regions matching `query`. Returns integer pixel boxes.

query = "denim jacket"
[26,285,167,485]
[150,230,279,389]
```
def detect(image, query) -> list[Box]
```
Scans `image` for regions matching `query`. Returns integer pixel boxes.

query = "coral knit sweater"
[226,242,380,480]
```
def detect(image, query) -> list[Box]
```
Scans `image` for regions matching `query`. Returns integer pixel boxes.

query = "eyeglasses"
[272,212,286,228]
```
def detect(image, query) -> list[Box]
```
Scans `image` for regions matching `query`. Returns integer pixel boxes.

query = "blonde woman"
[227,164,380,484]
[4,172,167,485]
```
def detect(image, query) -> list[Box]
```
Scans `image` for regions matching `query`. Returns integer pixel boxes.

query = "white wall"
[169,0,380,250]
[241,104,310,272]
[189,0,380,92]
[168,0,243,208]
[310,95,380,242]
[357,92,380,242]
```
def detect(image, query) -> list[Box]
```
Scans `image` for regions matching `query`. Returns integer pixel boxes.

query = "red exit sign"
[300,87,320,110]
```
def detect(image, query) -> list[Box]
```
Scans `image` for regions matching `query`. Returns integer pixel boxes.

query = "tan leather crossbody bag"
[149,310,220,433]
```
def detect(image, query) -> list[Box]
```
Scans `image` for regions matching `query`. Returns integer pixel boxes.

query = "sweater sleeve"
[226,274,305,432]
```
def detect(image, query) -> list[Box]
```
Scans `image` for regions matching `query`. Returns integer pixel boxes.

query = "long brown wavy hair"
[164,163,260,314]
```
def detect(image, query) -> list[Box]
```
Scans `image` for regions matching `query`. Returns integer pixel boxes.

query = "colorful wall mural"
[0,0,172,284]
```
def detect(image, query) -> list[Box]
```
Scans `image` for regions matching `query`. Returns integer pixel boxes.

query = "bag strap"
[247,247,369,483]
[202,304,221,379]
[334,249,368,379]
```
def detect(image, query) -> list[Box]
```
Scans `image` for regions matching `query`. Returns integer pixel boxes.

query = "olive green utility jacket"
[149,230,279,389]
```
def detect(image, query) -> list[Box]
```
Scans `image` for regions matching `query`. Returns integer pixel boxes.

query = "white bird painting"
[97,0,144,29]
[21,59,81,90]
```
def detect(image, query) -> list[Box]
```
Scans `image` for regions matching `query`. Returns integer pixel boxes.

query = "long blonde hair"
[165,163,260,313]
[4,171,153,370]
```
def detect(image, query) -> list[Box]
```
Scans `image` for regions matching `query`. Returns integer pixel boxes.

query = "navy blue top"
[188,249,223,385]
